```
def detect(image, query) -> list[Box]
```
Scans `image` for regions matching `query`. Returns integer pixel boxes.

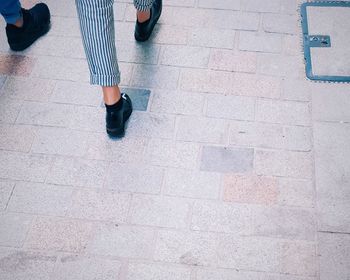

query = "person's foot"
[6,3,51,51]
[105,93,133,138]
[134,0,162,42]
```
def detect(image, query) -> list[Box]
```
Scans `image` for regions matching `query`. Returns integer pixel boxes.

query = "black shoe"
[106,93,133,138]
[6,3,51,51]
[134,0,162,42]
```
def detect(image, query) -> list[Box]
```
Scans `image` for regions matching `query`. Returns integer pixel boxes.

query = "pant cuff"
[90,74,121,87]
[4,9,22,24]
[134,0,153,11]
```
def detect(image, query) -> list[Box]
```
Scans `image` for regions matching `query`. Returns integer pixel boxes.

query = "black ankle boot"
[134,0,162,42]
[106,93,133,138]
[6,3,50,51]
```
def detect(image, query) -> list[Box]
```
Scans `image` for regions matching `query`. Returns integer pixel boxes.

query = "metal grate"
[301,1,350,82]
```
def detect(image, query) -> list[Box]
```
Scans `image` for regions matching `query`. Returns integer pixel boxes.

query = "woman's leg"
[75,0,132,138]
[0,0,22,24]
[75,0,121,105]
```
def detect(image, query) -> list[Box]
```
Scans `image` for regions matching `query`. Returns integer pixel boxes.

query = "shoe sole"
[10,23,51,52]
[134,7,162,42]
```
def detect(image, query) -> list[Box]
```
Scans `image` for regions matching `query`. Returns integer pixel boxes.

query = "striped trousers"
[75,0,154,86]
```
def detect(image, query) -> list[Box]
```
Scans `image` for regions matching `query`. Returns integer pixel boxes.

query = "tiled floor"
[0,0,349,279]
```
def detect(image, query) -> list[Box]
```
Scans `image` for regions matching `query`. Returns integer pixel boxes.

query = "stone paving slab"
[0,0,350,279]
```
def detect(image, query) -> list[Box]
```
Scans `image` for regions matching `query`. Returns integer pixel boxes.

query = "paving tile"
[280,241,317,276]
[86,133,147,162]
[200,146,254,173]
[117,41,160,64]
[88,225,155,258]
[189,28,235,49]
[263,14,298,34]
[217,235,316,275]
[0,75,6,89]
[255,150,313,179]
[281,0,298,15]
[282,78,312,102]
[191,200,251,234]
[318,200,350,234]
[319,232,350,280]
[257,53,304,78]
[0,124,36,152]
[131,65,180,89]
[68,189,130,222]
[47,157,108,188]
[0,54,36,76]
[69,106,105,132]
[223,174,278,205]
[176,116,228,144]
[113,1,127,21]
[127,112,176,139]
[0,249,57,280]
[114,21,135,42]
[0,97,23,124]
[0,181,14,211]
[51,81,101,106]
[150,25,188,45]
[50,16,81,37]
[42,0,77,17]
[31,127,90,157]
[119,62,134,86]
[130,194,191,229]
[283,34,302,56]
[26,36,85,59]
[0,151,52,182]
[241,0,280,13]
[32,56,89,82]
[255,99,311,126]
[163,168,220,199]
[206,94,255,121]
[150,90,204,116]
[0,213,33,247]
[25,217,94,253]
[2,77,55,102]
[54,255,122,280]
[7,182,73,216]
[144,139,199,169]
[123,87,151,111]
[158,7,238,29]
[181,69,233,94]
[161,45,210,68]
[311,83,350,122]
[163,0,195,7]
[217,235,280,271]
[231,11,260,31]
[16,101,75,127]
[106,163,163,194]
[127,263,191,280]
[195,268,282,280]
[239,31,282,53]
[154,230,217,266]
[231,73,281,98]
[229,121,312,151]
[251,206,316,241]
[209,50,256,73]
[198,0,240,10]
[314,122,350,233]
[278,178,315,208]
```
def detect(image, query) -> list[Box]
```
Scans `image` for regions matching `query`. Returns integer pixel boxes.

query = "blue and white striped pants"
[75,0,154,86]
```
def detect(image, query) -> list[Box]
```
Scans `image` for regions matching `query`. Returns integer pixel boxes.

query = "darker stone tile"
[0,55,36,76]
[0,75,6,90]
[101,88,151,111]
[200,146,254,173]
